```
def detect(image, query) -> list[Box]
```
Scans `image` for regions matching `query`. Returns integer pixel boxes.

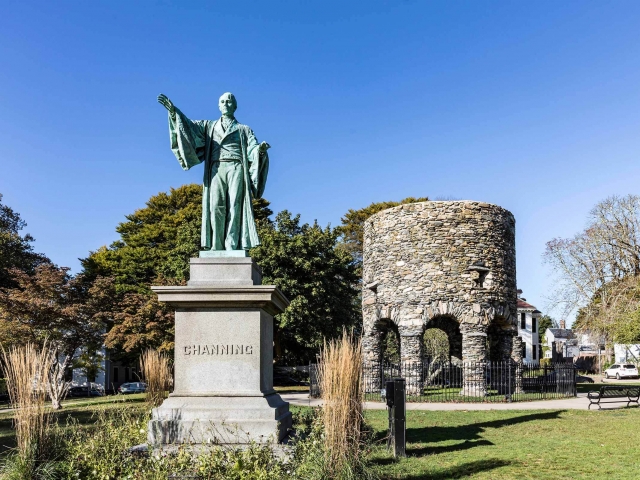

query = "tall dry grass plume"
[1,343,53,461]
[317,330,364,477]
[140,348,172,407]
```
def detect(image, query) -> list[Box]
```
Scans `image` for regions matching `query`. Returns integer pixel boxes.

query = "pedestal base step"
[148,394,292,445]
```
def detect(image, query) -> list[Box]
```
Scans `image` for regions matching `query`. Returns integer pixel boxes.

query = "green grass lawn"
[365,408,640,479]
[2,396,639,479]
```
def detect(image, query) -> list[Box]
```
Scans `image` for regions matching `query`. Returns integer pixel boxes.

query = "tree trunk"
[47,353,71,410]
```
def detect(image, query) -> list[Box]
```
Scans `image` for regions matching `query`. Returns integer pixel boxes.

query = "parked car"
[576,374,595,383]
[604,364,639,380]
[67,385,104,397]
[118,382,147,394]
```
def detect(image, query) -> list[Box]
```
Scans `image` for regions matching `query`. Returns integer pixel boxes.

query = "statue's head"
[219,92,237,117]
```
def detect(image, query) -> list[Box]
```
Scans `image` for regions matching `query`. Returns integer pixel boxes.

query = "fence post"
[386,378,406,458]
[507,360,512,402]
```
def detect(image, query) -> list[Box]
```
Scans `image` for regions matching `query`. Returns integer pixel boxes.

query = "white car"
[604,364,639,380]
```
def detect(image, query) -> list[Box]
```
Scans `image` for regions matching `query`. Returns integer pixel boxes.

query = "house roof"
[517,299,538,311]
[547,328,575,339]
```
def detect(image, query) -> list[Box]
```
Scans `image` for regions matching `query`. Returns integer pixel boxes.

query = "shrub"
[140,349,172,407]
[1,343,54,479]
[316,330,375,479]
[57,404,289,479]
[58,405,152,479]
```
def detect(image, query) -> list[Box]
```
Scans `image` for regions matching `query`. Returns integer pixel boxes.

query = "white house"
[543,326,576,360]
[517,298,541,363]
[69,347,141,393]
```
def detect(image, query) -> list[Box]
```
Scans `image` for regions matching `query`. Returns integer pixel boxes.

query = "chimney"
[560,320,566,329]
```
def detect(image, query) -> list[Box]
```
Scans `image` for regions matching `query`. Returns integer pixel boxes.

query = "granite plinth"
[188,257,262,286]
[199,250,250,258]
[149,257,291,446]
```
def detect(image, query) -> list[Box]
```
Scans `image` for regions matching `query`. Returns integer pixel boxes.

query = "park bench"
[587,385,640,410]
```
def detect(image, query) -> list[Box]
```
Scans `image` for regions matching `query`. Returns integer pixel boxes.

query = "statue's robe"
[167,108,269,250]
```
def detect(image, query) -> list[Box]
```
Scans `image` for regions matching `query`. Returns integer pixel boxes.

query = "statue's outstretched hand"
[259,141,271,154]
[157,94,175,113]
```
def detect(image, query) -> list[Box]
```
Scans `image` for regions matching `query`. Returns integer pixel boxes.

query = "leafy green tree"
[613,308,640,344]
[251,211,360,364]
[73,350,105,383]
[381,330,400,364]
[338,197,429,268]
[424,329,449,362]
[0,193,48,288]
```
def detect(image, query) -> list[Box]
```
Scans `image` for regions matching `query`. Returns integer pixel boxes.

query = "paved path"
[281,392,623,411]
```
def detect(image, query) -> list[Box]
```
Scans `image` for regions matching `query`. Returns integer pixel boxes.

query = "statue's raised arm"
[157,94,175,114]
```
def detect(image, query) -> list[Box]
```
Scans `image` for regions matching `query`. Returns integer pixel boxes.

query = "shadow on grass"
[409,438,494,456]
[0,415,16,455]
[400,458,513,480]
[385,410,566,458]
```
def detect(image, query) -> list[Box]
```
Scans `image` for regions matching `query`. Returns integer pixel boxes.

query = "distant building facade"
[69,348,141,393]
[543,325,576,361]
[516,298,541,363]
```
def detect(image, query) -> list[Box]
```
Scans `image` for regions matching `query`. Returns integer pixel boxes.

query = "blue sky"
[2,1,640,323]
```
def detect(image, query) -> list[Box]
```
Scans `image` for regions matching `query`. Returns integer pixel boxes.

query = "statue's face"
[219,93,237,116]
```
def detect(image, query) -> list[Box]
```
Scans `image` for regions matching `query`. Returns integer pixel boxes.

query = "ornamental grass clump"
[317,330,367,479]
[1,342,54,479]
[140,348,172,407]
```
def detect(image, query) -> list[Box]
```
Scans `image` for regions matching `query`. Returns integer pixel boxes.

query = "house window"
[521,312,526,329]
[523,342,527,359]
[532,345,537,360]
[532,318,537,333]
[125,368,130,382]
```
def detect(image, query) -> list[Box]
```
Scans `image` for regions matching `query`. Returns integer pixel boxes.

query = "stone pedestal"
[148,257,292,447]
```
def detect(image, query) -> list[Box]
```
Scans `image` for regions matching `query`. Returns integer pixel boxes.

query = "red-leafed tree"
[0,264,117,408]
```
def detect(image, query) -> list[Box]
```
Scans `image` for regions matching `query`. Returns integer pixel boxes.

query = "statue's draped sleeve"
[168,107,208,171]
[244,127,269,198]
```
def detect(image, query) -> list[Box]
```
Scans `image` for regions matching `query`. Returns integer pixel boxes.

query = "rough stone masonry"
[361,201,519,395]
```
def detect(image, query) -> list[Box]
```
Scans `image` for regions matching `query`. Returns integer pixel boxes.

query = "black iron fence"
[310,360,576,403]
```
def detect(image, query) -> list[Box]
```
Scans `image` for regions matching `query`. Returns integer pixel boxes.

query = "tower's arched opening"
[375,318,400,365]
[424,315,462,362]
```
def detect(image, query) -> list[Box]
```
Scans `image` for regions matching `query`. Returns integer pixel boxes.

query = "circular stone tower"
[362,201,518,393]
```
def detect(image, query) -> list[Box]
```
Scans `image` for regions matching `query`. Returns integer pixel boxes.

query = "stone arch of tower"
[361,201,519,376]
